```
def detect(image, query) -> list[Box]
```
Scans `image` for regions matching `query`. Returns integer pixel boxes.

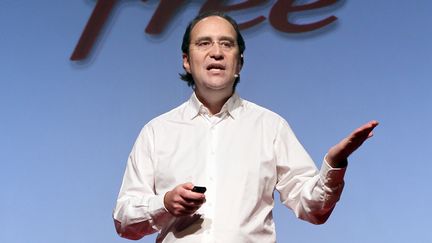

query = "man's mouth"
[206,63,225,71]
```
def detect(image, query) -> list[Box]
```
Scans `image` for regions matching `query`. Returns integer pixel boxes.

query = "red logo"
[71,0,339,61]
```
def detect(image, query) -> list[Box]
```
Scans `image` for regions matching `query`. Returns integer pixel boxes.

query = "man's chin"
[205,83,232,91]
[206,78,234,88]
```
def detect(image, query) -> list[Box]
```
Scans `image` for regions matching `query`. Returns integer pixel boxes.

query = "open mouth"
[206,63,225,71]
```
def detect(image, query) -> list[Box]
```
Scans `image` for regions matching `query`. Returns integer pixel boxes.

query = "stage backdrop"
[1,1,431,242]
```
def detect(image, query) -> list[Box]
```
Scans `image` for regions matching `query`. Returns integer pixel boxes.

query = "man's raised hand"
[326,120,379,167]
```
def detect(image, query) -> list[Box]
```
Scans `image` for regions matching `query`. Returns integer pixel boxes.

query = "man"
[113,12,378,242]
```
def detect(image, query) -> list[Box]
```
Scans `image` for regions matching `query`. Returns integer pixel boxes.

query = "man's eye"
[197,41,211,47]
[220,41,234,48]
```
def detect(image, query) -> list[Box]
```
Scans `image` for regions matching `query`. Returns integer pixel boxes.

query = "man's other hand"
[163,183,206,217]
[326,120,379,167]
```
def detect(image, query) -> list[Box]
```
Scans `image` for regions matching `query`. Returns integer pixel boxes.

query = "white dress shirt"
[113,93,346,243]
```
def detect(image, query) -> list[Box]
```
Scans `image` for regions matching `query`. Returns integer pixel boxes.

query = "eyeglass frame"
[190,37,238,52]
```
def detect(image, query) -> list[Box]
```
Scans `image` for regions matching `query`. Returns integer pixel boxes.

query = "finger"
[351,121,379,140]
[359,120,379,131]
[345,121,379,152]
[362,120,379,134]
[181,199,202,213]
[181,196,205,209]
[179,198,204,208]
[171,196,201,211]
[170,203,199,216]
[177,189,205,206]
[354,124,375,136]
[181,182,194,190]
[187,198,206,208]
[181,189,206,201]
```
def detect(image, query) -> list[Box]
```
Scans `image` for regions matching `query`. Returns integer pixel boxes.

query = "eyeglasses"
[191,39,237,52]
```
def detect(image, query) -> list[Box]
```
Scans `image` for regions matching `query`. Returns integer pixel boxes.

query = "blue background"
[1,0,431,242]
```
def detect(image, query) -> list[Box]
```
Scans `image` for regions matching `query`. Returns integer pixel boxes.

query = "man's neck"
[195,88,233,115]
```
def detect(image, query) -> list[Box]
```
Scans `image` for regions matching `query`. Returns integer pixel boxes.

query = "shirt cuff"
[320,157,347,188]
[148,193,168,213]
[148,193,173,231]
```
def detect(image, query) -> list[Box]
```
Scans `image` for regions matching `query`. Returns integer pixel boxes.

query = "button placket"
[208,122,218,236]
[210,126,216,154]
[202,113,225,239]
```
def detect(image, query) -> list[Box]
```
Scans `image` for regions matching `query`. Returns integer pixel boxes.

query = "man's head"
[180,12,245,91]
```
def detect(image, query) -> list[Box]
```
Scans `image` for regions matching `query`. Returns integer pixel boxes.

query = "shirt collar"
[185,92,243,120]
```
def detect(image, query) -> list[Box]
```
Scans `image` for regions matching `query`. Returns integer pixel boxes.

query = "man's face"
[183,16,242,94]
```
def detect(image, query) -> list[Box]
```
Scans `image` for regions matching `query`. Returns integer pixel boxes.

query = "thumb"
[183,182,194,190]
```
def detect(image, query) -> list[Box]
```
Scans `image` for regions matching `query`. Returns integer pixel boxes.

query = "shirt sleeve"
[112,124,174,240]
[274,120,346,224]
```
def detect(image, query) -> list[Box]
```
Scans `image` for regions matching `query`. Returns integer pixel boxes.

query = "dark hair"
[179,11,246,88]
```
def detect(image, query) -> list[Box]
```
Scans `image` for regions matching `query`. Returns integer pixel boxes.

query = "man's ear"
[236,54,244,73]
[183,53,191,73]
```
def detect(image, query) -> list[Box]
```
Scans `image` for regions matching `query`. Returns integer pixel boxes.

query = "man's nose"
[209,43,223,59]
